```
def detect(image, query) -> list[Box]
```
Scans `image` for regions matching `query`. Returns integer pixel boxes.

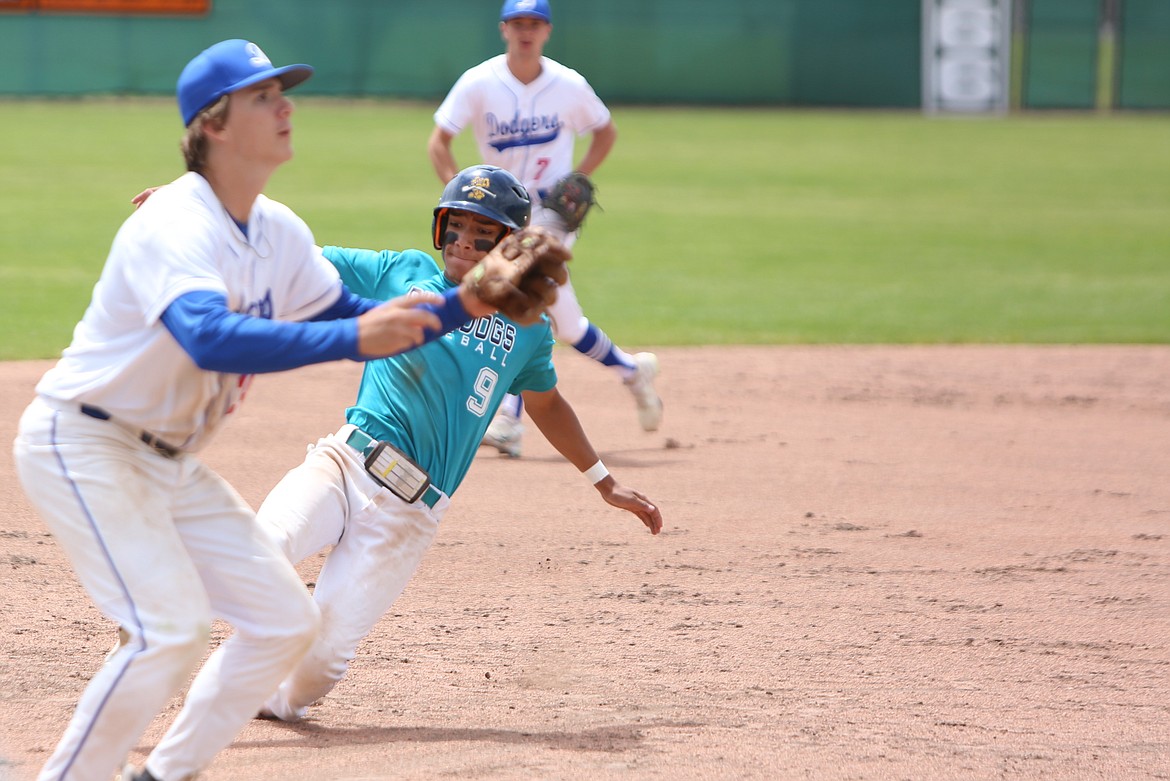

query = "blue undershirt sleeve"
[162,287,474,374]
[420,287,472,341]
[162,290,361,374]
[308,286,381,321]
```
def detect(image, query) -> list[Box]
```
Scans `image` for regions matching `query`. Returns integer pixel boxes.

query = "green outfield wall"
[0,0,921,106]
[1022,0,1101,109]
[0,0,1166,109]
[1117,0,1170,109]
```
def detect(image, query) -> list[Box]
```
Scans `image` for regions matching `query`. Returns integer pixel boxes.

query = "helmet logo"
[463,176,495,201]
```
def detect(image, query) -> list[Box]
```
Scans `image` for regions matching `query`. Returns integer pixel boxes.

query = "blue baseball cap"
[500,0,551,23]
[177,39,313,126]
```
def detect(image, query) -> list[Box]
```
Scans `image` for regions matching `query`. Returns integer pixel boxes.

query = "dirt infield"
[1,346,1168,781]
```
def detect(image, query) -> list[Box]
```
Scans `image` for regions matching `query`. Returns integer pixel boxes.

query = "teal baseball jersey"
[322,245,557,495]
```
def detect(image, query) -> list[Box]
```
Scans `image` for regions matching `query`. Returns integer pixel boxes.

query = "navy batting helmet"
[432,165,531,250]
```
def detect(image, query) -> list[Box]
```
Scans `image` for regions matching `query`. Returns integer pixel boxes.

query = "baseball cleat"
[482,413,524,458]
[118,765,161,781]
[256,687,310,722]
[625,352,663,432]
[257,699,307,722]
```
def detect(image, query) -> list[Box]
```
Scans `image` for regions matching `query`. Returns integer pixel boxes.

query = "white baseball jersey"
[36,171,343,451]
[434,54,610,201]
[15,170,336,780]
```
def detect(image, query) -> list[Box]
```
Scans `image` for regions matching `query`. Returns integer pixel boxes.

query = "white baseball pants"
[256,427,447,721]
[531,203,589,344]
[14,397,319,781]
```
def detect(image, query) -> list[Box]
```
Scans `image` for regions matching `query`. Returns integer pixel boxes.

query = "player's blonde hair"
[181,95,231,173]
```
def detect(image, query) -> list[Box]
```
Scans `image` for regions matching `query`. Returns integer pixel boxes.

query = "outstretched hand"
[595,479,663,535]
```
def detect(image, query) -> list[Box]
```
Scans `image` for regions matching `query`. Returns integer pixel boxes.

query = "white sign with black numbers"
[923,0,1012,113]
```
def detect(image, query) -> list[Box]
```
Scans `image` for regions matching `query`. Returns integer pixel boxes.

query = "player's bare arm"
[575,120,617,177]
[522,386,663,535]
[426,126,460,185]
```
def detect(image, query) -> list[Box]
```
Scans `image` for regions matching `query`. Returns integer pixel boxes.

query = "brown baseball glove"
[463,227,571,325]
[542,171,598,232]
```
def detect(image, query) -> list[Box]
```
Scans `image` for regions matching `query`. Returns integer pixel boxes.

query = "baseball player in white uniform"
[13,40,531,781]
[428,0,664,458]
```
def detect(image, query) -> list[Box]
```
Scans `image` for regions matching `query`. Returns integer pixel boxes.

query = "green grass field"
[1,99,1168,360]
